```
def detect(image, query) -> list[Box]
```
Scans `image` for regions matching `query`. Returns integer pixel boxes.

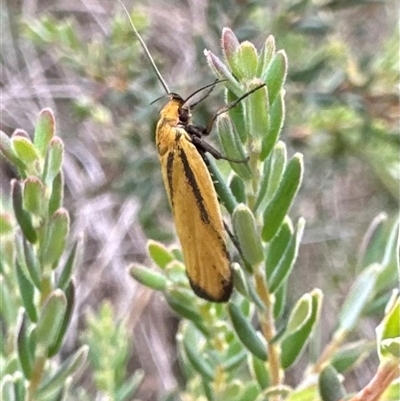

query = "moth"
[120,1,264,301]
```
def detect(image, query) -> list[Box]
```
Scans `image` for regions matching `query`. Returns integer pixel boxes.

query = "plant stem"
[312,329,347,373]
[27,348,47,400]
[347,361,399,401]
[255,271,282,390]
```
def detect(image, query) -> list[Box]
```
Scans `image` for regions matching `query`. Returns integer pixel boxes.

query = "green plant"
[130,28,399,401]
[0,110,87,400]
[82,301,144,401]
[0,110,146,401]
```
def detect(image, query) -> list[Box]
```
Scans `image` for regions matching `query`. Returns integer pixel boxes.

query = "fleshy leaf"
[228,302,268,361]
[262,153,303,241]
[147,240,174,269]
[34,108,55,159]
[280,289,323,368]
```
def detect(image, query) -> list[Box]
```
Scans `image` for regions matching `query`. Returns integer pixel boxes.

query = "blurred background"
[1,0,399,399]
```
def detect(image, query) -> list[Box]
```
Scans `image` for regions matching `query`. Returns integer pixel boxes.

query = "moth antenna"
[183,79,227,108]
[117,0,170,94]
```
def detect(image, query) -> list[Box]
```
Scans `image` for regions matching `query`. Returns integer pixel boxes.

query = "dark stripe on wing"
[166,151,175,208]
[179,148,210,224]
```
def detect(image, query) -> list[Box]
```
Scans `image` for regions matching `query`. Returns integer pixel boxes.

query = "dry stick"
[347,362,399,401]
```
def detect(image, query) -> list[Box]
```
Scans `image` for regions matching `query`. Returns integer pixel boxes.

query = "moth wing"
[160,132,232,302]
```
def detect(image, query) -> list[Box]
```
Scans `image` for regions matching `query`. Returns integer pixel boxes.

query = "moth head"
[178,105,191,124]
[167,93,191,124]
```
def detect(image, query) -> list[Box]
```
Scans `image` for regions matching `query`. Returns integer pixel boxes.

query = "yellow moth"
[119,1,263,302]
[157,93,233,302]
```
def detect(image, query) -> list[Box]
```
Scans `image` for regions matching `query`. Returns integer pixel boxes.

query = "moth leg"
[224,221,237,246]
[189,133,248,163]
[223,221,252,271]
[186,124,204,138]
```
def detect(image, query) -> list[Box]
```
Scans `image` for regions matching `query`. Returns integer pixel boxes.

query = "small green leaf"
[202,381,216,401]
[233,204,264,265]
[254,141,287,213]
[232,262,249,297]
[115,370,144,401]
[257,35,276,77]
[286,293,313,333]
[262,51,287,105]
[274,280,288,320]
[0,213,14,236]
[11,180,37,243]
[280,289,323,368]
[228,303,268,361]
[265,217,293,277]
[129,264,167,291]
[217,382,242,400]
[0,130,26,171]
[35,289,67,350]
[0,276,17,327]
[34,345,88,400]
[182,335,214,381]
[16,261,37,322]
[23,239,42,289]
[17,313,34,379]
[12,373,25,401]
[23,177,46,217]
[43,137,64,186]
[249,354,270,390]
[235,382,260,401]
[262,153,303,242]
[268,218,305,293]
[166,289,209,336]
[380,338,400,359]
[376,218,400,293]
[57,238,81,291]
[285,385,318,401]
[42,208,70,269]
[2,355,19,376]
[363,291,392,316]
[318,365,346,401]
[48,171,64,215]
[229,174,246,204]
[12,136,39,165]
[236,41,258,80]
[260,91,285,161]
[223,345,247,372]
[244,80,269,148]
[217,114,252,180]
[247,280,266,311]
[48,281,75,357]
[377,295,400,360]
[331,340,373,373]
[34,108,55,159]
[356,212,387,270]
[338,263,380,333]
[227,89,247,143]
[1,375,16,401]
[147,240,174,269]
[165,259,186,283]
[221,28,241,78]
[204,50,242,96]
[207,158,237,214]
